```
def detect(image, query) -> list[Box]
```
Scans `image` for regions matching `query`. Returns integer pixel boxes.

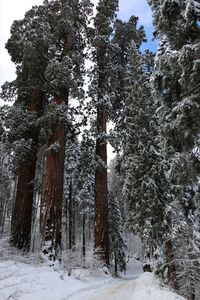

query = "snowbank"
[132,272,185,300]
[0,260,112,300]
[0,238,114,300]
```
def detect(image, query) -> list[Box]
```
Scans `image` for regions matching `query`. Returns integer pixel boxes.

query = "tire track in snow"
[71,278,138,300]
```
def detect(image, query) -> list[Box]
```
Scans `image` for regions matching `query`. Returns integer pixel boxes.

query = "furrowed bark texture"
[11,90,44,250]
[94,103,109,265]
[40,91,68,254]
[94,1,111,262]
[93,0,119,265]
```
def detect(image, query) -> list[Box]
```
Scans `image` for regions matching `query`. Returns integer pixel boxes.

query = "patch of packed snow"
[71,272,186,300]
[131,272,185,300]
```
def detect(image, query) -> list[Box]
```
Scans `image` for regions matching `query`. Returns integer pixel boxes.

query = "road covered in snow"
[72,273,185,300]
[0,239,185,300]
[0,260,185,300]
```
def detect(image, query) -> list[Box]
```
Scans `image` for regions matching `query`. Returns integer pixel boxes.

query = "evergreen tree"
[3,0,92,253]
[108,191,126,276]
[64,136,80,251]
[76,131,95,258]
[0,123,14,239]
[63,130,95,257]
[109,16,146,152]
[108,157,126,276]
[3,4,48,249]
[92,0,119,265]
[39,0,92,257]
[108,155,126,223]
[123,42,171,270]
[148,0,200,296]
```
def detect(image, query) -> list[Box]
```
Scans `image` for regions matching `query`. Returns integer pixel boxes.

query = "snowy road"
[0,260,185,300]
[71,273,185,300]
[81,278,137,300]
[0,245,185,300]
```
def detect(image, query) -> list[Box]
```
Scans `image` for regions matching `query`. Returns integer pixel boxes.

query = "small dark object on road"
[143,264,152,272]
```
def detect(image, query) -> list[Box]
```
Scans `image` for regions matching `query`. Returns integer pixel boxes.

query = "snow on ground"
[0,239,185,300]
[0,239,113,300]
[131,272,185,300]
[71,271,185,300]
[0,260,112,300]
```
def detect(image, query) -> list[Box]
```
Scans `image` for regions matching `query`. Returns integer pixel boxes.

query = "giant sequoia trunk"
[40,18,75,256]
[11,90,44,250]
[93,4,110,264]
[94,104,109,265]
[40,90,68,256]
[93,0,119,266]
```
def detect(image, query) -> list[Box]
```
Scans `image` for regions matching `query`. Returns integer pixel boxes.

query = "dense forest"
[0,1,200,299]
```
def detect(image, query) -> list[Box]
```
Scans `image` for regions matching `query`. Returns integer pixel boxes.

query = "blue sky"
[118,0,157,52]
[0,0,156,88]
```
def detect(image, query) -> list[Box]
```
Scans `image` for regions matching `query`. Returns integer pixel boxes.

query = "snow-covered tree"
[91,0,119,265]
[63,136,80,251]
[109,16,146,152]
[38,0,92,257]
[76,131,95,257]
[3,0,92,253]
[108,191,126,275]
[0,123,14,239]
[123,42,171,269]
[108,157,126,275]
[148,0,200,296]
[4,4,48,250]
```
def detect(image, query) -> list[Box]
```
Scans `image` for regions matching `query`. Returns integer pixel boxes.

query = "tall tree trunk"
[68,180,73,250]
[114,253,118,276]
[82,199,86,258]
[40,21,74,257]
[88,203,91,242]
[94,103,109,265]
[164,239,178,291]
[0,184,5,239]
[40,90,68,257]
[10,90,44,250]
[0,194,5,239]
[72,194,76,249]
[65,195,68,249]
[1,207,6,239]
[68,179,75,250]
[0,156,5,238]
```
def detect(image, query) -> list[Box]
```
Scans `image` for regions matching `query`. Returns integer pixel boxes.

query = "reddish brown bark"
[94,104,109,265]
[11,90,44,250]
[40,91,68,255]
